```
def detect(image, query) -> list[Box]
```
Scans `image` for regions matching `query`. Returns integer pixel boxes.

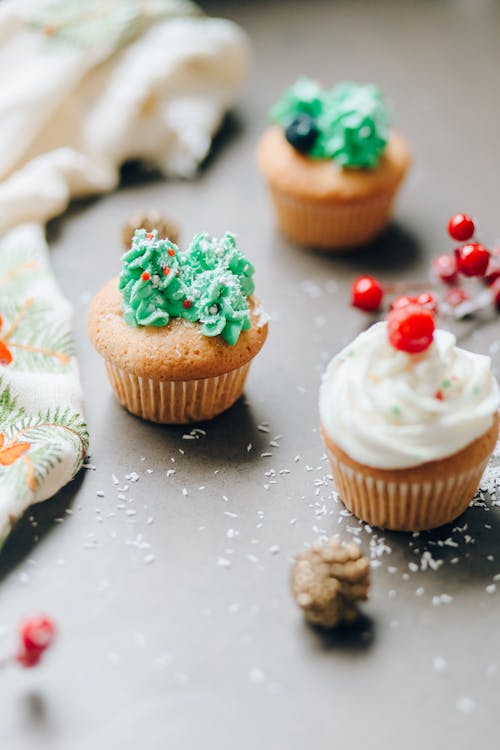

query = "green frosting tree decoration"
[270,77,391,169]
[119,229,256,346]
[119,229,184,327]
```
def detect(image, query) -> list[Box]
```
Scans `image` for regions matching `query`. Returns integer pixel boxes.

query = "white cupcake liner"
[327,447,490,531]
[269,187,397,250]
[105,362,250,423]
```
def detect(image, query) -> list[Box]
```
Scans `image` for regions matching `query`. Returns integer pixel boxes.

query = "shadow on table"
[0,471,85,585]
[299,613,375,654]
[273,221,422,275]
[383,493,500,586]
[102,393,274,467]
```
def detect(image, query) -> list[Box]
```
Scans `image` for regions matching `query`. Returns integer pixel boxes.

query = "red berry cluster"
[434,213,500,308]
[16,615,56,668]
[351,212,500,322]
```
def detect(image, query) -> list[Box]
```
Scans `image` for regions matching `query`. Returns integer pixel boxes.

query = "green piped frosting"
[120,229,256,346]
[119,230,183,327]
[270,77,391,169]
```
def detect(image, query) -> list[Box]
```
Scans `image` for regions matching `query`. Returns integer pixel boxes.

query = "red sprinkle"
[182,299,192,309]
[168,249,176,257]
[146,232,154,240]
[162,267,170,275]
[141,271,150,281]
[434,390,444,401]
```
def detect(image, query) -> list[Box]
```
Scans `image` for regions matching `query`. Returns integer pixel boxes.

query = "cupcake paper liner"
[105,362,251,423]
[326,445,490,531]
[268,187,397,250]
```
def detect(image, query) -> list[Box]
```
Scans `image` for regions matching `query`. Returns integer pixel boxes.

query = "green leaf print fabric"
[0,225,88,546]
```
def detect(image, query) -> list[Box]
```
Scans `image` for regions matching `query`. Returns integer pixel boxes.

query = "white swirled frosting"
[319,322,499,469]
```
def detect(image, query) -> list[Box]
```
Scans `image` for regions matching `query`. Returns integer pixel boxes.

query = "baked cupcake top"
[87,229,268,381]
[270,77,391,169]
[319,321,499,469]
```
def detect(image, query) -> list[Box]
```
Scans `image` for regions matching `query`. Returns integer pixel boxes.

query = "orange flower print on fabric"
[0,304,70,367]
[0,433,31,466]
[0,315,13,365]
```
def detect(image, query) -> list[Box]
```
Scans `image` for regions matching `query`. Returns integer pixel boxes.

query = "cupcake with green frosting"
[256,78,411,250]
[88,229,268,423]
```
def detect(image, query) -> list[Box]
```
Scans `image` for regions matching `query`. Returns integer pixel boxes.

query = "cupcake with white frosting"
[320,305,499,530]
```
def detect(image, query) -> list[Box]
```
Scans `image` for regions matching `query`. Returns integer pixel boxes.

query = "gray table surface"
[2,1,500,748]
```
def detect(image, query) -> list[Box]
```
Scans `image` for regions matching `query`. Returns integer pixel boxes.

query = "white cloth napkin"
[0,0,250,545]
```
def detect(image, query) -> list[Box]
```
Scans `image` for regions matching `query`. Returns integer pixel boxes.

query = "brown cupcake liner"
[268,187,397,250]
[105,362,250,423]
[326,446,490,532]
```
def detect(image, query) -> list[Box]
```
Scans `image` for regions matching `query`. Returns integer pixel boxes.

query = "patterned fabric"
[0,1,249,546]
[0,224,88,546]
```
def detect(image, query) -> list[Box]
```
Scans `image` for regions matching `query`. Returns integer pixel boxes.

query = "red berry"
[168,249,176,257]
[416,292,438,314]
[387,304,435,354]
[351,275,384,312]
[390,292,438,315]
[447,213,475,242]
[182,299,192,310]
[20,615,56,653]
[455,243,490,277]
[390,295,416,311]
[146,232,154,240]
[490,279,500,308]
[141,271,150,281]
[484,259,500,286]
[432,254,458,284]
[162,267,170,275]
[445,287,469,307]
[16,648,42,668]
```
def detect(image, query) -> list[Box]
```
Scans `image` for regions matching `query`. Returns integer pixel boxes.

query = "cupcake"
[88,229,268,423]
[319,305,499,531]
[256,77,411,250]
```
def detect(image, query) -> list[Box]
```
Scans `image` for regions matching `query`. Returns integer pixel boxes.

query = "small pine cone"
[291,537,370,628]
[121,210,180,249]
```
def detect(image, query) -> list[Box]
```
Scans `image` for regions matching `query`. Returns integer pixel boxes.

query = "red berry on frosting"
[391,292,438,315]
[454,243,490,277]
[432,254,458,284]
[141,271,150,281]
[447,213,475,242]
[146,232,154,240]
[387,304,435,354]
[162,267,170,275]
[416,292,438,314]
[351,275,383,311]
[182,299,192,309]
[168,249,176,257]
[390,295,415,311]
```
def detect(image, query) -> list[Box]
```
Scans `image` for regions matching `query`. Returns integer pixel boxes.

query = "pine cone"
[291,537,370,628]
[121,210,180,249]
